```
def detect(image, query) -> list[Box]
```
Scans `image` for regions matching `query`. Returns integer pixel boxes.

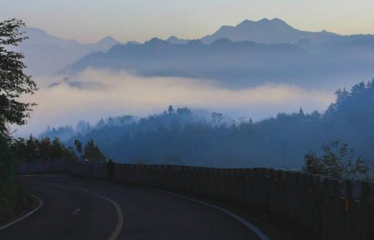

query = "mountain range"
[66,38,313,87]
[19,19,374,89]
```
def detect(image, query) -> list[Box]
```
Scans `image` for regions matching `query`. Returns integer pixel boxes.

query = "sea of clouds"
[14,69,335,137]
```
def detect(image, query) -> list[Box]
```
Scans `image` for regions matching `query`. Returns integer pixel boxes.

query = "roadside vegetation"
[303,141,373,180]
[11,136,76,162]
[10,137,106,163]
[0,19,38,222]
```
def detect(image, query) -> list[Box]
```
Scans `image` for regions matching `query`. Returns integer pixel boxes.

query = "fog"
[14,69,334,137]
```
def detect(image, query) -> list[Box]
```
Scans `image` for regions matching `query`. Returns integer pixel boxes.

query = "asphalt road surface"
[0,176,263,240]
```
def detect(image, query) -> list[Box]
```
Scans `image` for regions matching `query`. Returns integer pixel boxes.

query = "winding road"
[0,176,263,240]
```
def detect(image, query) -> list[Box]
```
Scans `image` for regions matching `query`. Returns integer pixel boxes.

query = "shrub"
[303,141,372,180]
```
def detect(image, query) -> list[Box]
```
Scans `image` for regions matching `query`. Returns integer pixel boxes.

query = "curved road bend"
[0,176,262,240]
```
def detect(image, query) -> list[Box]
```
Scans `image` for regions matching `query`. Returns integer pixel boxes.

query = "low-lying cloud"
[15,69,335,137]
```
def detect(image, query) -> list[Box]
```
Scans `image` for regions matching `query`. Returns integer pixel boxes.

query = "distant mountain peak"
[261,18,285,23]
[99,36,117,42]
[167,36,189,44]
[238,18,286,25]
[167,36,180,41]
[96,36,120,46]
[201,18,337,45]
[145,38,170,47]
[147,37,165,43]
[236,18,293,29]
[259,18,269,21]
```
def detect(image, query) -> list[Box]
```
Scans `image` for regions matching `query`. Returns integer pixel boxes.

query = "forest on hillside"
[39,80,374,169]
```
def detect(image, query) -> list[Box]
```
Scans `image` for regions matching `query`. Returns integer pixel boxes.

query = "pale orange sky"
[1,0,374,43]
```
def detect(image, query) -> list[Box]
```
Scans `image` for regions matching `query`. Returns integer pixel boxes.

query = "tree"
[176,107,192,116]
[298,107,305,118]
[25,135,38,162]
[211,112,224,128]
[10,136,76,162]
[63,147,76,160]
[95,118,106,129]
[168,105,175,114]
[0,19,37,134]
[0,18,36,220]
[38,137,52,161]
[74,140,83,159]
[107,117,114,127]
[51,138,65,160]
[303,141,372,180]
[84,139,106,163]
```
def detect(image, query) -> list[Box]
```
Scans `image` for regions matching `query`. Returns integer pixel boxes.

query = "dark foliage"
[83,139,106,163]
[0,135,16,221]
[11,136,76,162]
[303,141,372,180]
[0,19,37,222]
[0,19,37,134]
[74,139,83,159]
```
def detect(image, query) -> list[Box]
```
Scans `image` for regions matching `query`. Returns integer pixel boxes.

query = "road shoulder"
[0,192,43,231]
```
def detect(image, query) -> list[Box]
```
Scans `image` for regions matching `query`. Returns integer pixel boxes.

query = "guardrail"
[19,161,374,240]
[18,160,72,175]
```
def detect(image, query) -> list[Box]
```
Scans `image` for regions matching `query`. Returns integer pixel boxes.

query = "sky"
[1,0,374,43]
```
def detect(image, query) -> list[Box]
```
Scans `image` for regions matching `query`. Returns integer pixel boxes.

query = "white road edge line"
[44,175,272,240]
[43,183,123,240]
[151,189,272,240]
[0,192,44,231]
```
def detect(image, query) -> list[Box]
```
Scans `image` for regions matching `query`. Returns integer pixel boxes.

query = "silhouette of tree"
[0,19,37,134]
[10,136,76,162]
[211,112,224,128]
[74,140,83,159]
[303,141,372,180]
[0,19,36,220]
[95,118,106,129]
[51,138,64,160]
[84,139,106,162]
[298,107,305,118]
[168,105,175,114]
[38,137,52,160]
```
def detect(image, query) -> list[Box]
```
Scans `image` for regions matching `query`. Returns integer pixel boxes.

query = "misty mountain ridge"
[185,18,373,51]
[17,27,121,75]
[65,37,318,88]
[21,27,121,51]
[18,18,374,90]
[65,33,374,89]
